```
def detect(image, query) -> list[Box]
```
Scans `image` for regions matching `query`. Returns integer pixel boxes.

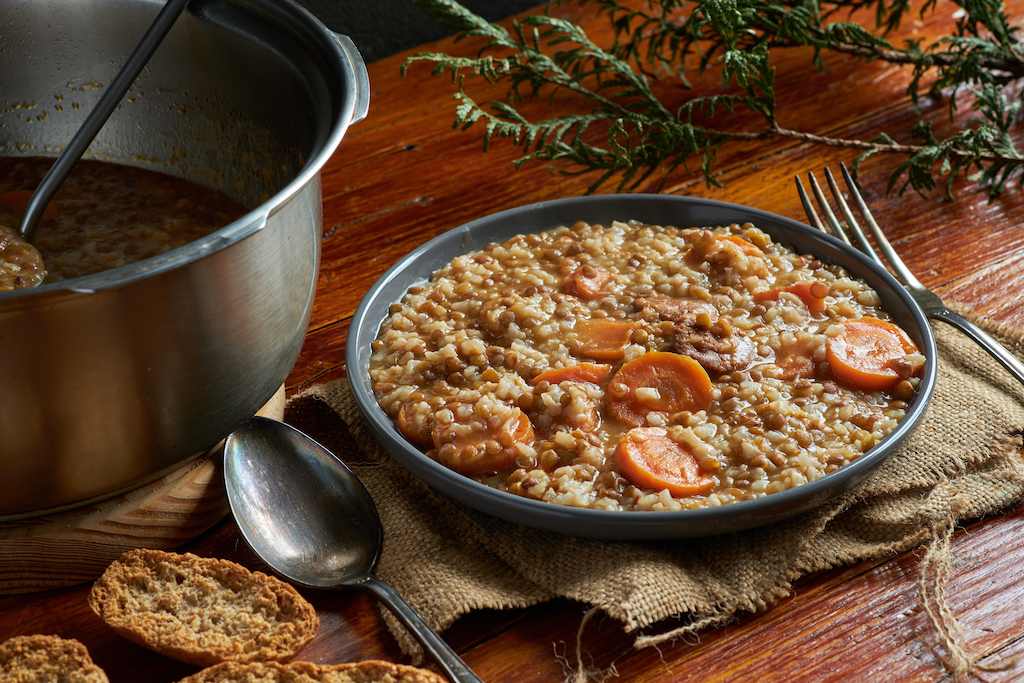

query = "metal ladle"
[0,0,187,291]
[17,0,190,240]
[224,416,483,683]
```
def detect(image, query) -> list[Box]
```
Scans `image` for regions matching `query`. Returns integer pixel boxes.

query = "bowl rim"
[346,193,938,526]
[0,0,357,301]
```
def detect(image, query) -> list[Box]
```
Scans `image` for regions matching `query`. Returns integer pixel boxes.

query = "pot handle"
[333,33,370,124]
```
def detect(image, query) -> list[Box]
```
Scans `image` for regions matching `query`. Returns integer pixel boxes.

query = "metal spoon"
[18,0,190,240]
[223,416,482,683]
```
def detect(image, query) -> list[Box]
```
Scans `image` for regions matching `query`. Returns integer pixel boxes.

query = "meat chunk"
[0,225,46,291]
[673,329,756,375]
[636,296,717,326]
[638,296,753,374]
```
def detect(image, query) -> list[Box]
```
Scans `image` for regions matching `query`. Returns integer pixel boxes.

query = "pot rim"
[0,0,360,301]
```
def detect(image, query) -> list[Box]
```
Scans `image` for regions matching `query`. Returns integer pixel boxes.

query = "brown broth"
[0,157,247,285]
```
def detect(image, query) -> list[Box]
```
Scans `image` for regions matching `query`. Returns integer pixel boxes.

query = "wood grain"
[3,1,1024,681]
[456,507,1024,682]
[0,386,285,595]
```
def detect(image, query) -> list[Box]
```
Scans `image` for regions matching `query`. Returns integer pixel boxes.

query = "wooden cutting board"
[0,386,285,595]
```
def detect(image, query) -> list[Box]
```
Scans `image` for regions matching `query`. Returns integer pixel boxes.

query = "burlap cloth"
[286,313,1024,678]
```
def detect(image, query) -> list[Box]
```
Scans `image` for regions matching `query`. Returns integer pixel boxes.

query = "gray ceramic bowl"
[346,194,937,539]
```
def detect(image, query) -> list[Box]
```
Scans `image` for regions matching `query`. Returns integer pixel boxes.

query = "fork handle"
[931,308,1024,388]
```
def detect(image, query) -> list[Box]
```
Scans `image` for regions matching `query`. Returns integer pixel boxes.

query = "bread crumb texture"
[89,549,318,667]
[0,634,108,683]
[179,660,446,683]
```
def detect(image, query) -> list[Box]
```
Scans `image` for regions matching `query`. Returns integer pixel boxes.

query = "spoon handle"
[363,577,483,683]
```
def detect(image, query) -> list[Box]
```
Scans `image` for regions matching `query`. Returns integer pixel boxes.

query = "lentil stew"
[369,220,925,512]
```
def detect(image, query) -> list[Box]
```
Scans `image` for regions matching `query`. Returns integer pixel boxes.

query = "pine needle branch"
[404,0,1024,197]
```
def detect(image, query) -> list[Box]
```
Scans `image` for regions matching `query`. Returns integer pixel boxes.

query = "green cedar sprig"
[403,0,1024,197]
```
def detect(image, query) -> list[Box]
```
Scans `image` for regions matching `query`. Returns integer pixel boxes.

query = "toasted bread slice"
[178,660,445,683]
[89,549,318,667]
[0,634,108,683]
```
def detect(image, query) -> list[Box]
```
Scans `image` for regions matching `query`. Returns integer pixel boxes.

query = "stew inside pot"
[0,156,247,291]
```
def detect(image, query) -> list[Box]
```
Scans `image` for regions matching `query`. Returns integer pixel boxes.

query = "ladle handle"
[363,577,483,683]
[19,0,190,239]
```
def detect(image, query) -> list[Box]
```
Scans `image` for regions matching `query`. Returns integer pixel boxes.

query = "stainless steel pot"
[0,0,369,516]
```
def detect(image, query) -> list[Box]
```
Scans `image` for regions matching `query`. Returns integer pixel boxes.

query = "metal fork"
[795,162,1024,387]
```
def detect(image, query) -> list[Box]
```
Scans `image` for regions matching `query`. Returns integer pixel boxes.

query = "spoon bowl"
[225,418,381,588]
[224,416,481,683]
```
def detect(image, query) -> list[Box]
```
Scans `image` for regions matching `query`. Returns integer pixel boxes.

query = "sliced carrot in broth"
[720,234,764,257]
[431,407,535,475]
[826,317,919,392]
[397,403,433,448]
[607,351,713,427]
[564,265,611,300]
[615,427,714,497]
[497,410,535,448]
[531,362,611,386]
[574,319,637,361]
[789,281,830,314]
[754,281,829,315]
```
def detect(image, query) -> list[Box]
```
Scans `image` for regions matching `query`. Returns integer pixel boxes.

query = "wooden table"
[3,3,1024,681]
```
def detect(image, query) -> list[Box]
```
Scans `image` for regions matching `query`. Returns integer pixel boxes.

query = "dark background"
[295,1,541,62]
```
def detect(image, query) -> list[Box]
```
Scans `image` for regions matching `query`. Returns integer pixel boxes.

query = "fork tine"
[839,163,923,289]
[821,167,882,264]
[805,171,853,246]
[795,176,825,232]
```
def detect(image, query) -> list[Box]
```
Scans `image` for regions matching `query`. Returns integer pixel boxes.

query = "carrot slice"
[0,190,58,221]
[754,281,829,315]
[574,319,637,361]
[497,409,536,448]
[431,407,535,475]
[564,265,611,300]
[397,403,433,448]
[615,427,714,497]
[720,234,764,257]
[826,317,919,392]
[531,363,611,386]
[607,351,714,427]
